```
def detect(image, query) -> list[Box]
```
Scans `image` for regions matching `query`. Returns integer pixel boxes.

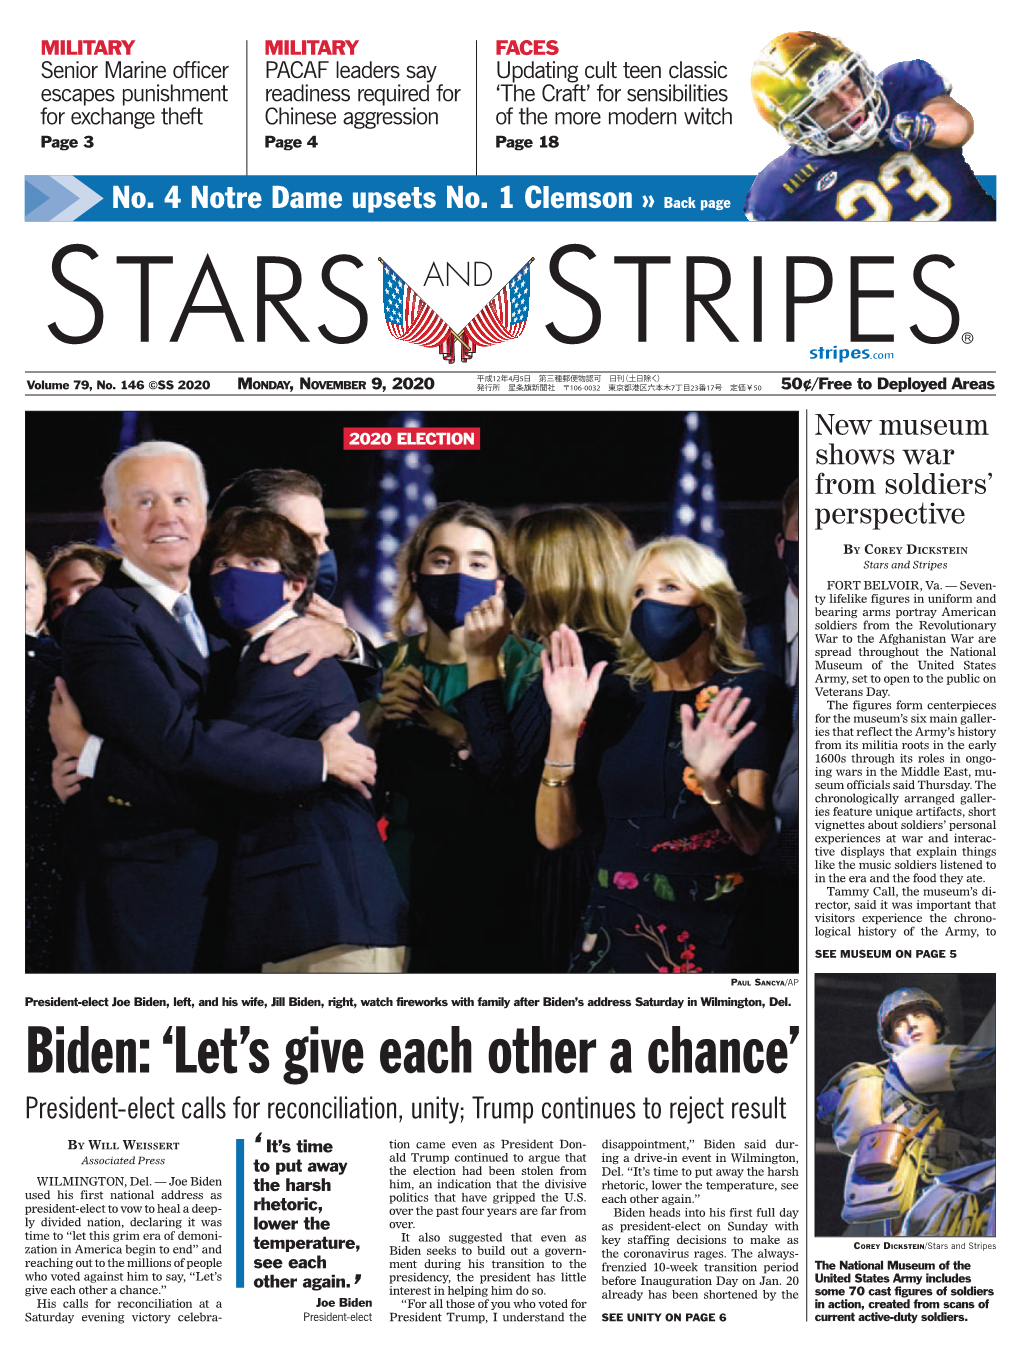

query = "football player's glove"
[888,111,937,150]
[750,32,889,154]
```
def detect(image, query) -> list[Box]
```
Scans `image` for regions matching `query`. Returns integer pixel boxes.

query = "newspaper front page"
[17,1,1006,1343]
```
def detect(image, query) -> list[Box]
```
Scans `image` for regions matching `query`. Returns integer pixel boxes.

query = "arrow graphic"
[25,175,104,222]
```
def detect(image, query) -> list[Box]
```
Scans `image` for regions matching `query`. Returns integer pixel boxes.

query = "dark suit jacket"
[219,635,408,969]
[61,563,324,972]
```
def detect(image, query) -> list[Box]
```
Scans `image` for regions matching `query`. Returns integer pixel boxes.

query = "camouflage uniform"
[818,987,995,1236]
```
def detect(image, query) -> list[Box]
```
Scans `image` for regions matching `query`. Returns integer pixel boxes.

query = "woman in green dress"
[364,501,542,972]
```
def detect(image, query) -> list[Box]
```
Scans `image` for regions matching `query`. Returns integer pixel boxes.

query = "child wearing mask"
[364,501,542,973]
[204,507,408,973]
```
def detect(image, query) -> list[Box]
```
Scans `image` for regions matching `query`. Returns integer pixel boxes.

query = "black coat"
[60,564,323,972]
[218,633,409,969]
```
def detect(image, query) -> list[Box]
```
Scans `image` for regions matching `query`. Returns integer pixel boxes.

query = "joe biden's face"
[105,455,206,590]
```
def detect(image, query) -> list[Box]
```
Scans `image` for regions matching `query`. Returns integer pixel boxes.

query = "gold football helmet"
[751,32,889,154]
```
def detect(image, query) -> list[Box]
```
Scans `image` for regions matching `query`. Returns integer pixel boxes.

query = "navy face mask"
[630,599,707,663]
[415,572,499,633]
[313,548,338,600]
[210,566,287,632]
[781,539,799,590]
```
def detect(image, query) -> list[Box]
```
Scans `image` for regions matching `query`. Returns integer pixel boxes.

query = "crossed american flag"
[380,258,532,363]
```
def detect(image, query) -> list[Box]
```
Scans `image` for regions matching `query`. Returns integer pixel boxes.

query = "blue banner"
[26,174,773,223]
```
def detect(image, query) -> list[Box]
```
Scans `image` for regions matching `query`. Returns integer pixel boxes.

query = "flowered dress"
[568,668,787,974]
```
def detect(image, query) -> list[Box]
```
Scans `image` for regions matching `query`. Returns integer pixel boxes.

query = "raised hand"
[541,625,606,734]
[463,591,512,660]
[678,684,756,793]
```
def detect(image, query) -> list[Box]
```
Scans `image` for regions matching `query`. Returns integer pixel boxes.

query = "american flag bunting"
[381,260,453,349]
[380,257,532,363]
[460,260,532,360]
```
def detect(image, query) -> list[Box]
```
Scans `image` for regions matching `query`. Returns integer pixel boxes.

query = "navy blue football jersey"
[745,60,996,221]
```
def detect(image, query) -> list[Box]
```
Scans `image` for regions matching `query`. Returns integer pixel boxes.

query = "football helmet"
[751,32,889,154]
[877,987,949,1054]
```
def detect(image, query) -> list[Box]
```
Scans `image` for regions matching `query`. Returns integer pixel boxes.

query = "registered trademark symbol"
[961,332,974,344]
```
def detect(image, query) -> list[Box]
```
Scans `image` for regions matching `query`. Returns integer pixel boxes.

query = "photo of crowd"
[26,410,798,977]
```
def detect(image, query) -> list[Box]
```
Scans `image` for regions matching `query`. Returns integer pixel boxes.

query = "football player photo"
[745,31,996,220]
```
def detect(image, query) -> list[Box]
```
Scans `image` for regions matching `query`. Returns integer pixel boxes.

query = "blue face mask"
[314,548,338,600]
[415,572,499,633]
[630,599,707,663]
[210,566,287,632]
